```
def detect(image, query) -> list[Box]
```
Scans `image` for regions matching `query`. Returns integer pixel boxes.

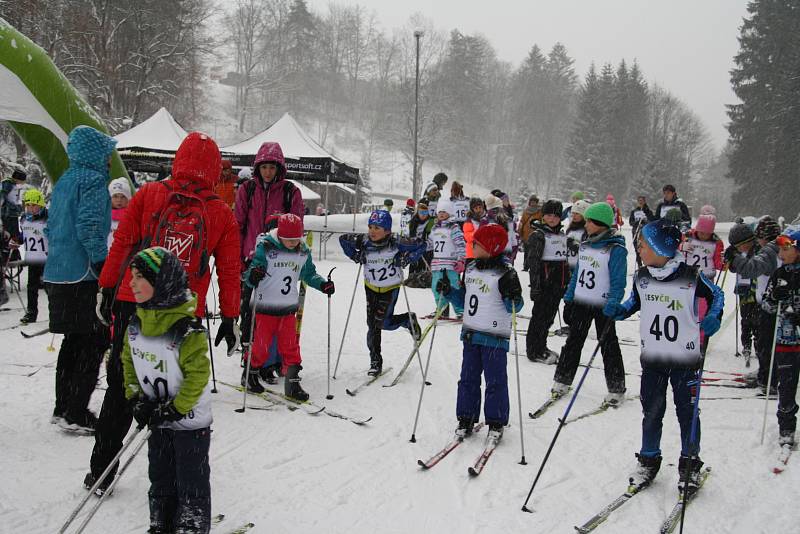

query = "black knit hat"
[432,172,448,188]
[130,247,191,309]
[542,199,563,216]
[12,169,26,181]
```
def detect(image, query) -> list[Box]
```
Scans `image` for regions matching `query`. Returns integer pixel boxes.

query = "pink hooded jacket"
[234,142,305,262]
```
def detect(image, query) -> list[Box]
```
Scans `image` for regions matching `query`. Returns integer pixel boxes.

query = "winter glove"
[567,237,580,254]
[723,245,738,265]
[603,301,628,321]
[248,265,266,286]
[498,271,522,300]
[435,275,451,295]
[148,402,184,427]
[214,317,240,356]
[454,260,465,274]
[772,276,792,301]
[95,287,114,327]
[700,315,721,337]
[129,396,157,429]
[320,280,335,295]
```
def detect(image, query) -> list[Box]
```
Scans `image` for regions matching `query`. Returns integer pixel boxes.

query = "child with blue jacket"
[552,202,628,404]
[437,223,524,444]
[340,210,426,375]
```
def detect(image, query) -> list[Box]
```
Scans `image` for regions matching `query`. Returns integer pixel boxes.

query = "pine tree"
[727,0,800,218]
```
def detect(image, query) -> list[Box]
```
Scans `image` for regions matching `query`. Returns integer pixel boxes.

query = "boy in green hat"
[551,201,628,405]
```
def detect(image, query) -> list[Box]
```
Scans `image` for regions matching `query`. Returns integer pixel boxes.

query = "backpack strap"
[282,180,297,214]
[241,179,259,237]
[168,316,206,348]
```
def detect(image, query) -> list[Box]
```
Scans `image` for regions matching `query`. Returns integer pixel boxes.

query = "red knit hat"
[406,198,416,208]
[473,223,508,256]
[172,132,221,188]
[277,213,303,239]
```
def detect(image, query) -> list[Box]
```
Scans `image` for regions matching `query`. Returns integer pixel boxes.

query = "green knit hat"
[584,202,614,228]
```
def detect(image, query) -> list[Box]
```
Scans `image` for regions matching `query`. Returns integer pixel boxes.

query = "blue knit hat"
[640,220,682,257]
[368,210,392,231]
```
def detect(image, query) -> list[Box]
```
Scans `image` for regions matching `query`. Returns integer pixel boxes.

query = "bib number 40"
[649,314,679,342]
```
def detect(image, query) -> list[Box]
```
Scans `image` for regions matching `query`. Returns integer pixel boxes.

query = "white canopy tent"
[114,107,188,153]
[223,112,337,161]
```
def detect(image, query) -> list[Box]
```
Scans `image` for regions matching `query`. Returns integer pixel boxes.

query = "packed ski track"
[0,225,797,533]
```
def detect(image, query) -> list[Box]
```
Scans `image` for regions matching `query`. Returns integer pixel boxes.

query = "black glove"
[130,396,157,428]
[498,271,522,300]
[435,276,451,295]
[723,245,738,265]
[148,402,184,427]
[567,238,580,254]
[320,280,335,295]
[772,277,791,301]
[248,266,266,285]
[95,287,114,326]
[214,317,240,356]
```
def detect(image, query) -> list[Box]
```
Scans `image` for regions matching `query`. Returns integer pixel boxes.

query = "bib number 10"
[649,314,679,342]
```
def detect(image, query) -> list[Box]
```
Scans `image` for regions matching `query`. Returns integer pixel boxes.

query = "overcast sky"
[305,0,750,150]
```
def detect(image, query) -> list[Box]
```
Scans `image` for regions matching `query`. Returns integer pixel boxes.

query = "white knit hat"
[484,194,503,211]
[108,177,132,199]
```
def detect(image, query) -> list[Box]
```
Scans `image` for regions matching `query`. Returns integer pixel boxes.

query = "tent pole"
[324,173,330,260]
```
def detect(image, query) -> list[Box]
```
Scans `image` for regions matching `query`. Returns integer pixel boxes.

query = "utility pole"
[412,30,423,201]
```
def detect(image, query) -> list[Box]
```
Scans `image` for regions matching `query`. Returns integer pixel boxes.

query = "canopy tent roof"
[289,179,321,201]
[221,113,359,185]
[114,107,188,153]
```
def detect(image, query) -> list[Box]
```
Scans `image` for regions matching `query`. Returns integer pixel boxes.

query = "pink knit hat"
[699,204,716,216]
[695,214,716,234]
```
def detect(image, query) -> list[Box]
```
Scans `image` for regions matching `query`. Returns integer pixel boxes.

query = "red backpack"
[143,180,218,279]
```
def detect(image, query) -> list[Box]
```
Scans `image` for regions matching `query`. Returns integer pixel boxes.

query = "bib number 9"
[468,294,479,316]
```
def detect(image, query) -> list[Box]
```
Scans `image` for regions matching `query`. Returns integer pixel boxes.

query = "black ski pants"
[776,348,800,436]
[756,309,778,387]
[554,302,625,393]
[526,279,565,358]
[90,300,137,481]
[366,286,410,365]
[55,330,109,421]
[148,426,211,534]
[26,264,43,313]
[739,300,759,351]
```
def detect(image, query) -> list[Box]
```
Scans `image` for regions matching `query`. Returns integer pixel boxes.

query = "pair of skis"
[220,381,372,425]
[417,423,500,476]
[211,513,254,533]
[575,467,711,533]
[345,366,393,397]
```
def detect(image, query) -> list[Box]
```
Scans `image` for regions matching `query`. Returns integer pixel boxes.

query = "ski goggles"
[417,209,429,216]
[776,235,798,249]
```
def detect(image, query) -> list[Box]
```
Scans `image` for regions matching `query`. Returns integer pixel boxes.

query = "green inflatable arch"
[0,18,128,182]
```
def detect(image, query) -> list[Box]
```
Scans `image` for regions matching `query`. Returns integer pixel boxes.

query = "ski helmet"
[776,226,800,251]
[368,210,392,231]
[22,188,46,207]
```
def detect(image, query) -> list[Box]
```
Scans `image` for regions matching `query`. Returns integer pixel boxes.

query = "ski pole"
[205,307,218,393]
[400,267,429,381]
[522,321,613,512]
[734,295,740,357]
[409,295,445,443]
[236,294,259,414]
[58,425,148,533]
[760,302,782,445]
[556,307,563,332]
[512,306,527,465]
[73,427,152,534]
[332,263,362,379]
[678,363,705,534]
[326,267,336,400]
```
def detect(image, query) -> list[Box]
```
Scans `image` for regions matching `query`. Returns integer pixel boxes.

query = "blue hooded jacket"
[563,230,627,306]
[43,126,116,283]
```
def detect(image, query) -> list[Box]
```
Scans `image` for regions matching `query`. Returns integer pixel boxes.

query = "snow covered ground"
[1,225,797,533]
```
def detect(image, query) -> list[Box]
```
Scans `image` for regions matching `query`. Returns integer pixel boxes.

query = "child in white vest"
[122,247,213,534]
[15,188,48,324]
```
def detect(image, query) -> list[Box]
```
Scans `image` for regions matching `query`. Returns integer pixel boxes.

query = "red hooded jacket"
[100,132,242,318]
[234,142,305,262]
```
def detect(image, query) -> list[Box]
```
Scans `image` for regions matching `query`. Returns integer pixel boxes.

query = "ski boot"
[408,313,422,342]
[83,471,114,496]
[629,453,662,489]
[367,355,383,377]
[678,455,704,496]
[285,365,309,401]
[604,391,625,407]
[550,381,570,399]
[486,423,504,445]
[241,367,264,394]
[20,310,37,324]
[454,417,476,440]
[779,431,795,447]
[542,348,559,365]
[259,366,278,385]
[59,410,98,435]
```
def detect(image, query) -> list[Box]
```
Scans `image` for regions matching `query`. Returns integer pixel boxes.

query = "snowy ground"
[1,225,797,534]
